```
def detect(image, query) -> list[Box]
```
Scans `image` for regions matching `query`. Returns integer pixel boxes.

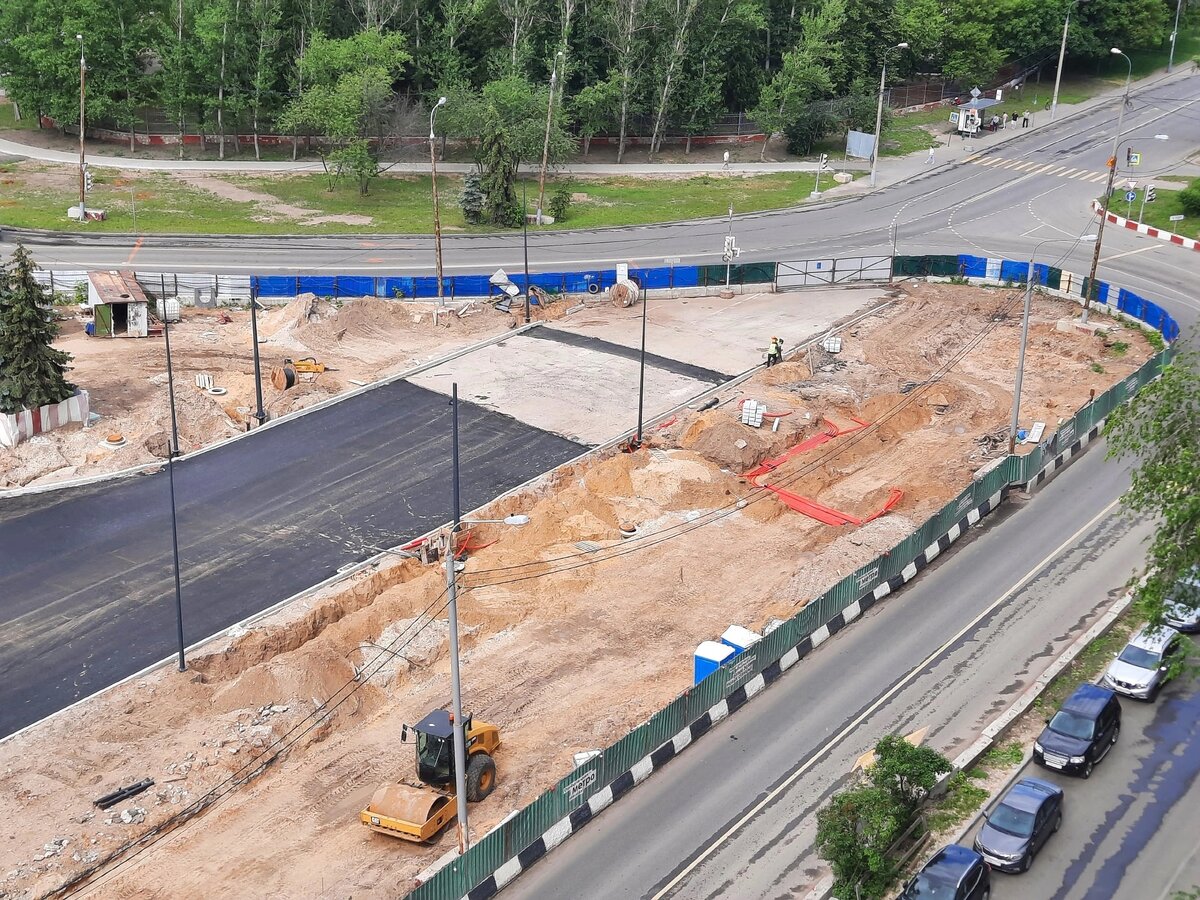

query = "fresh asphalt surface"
[0,382,581,737]
[970,660,1200,900]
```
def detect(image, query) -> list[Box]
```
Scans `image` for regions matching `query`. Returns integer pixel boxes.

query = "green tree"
[892,0,945,64]
[0,246,75,415]
[279,28,411,192]
[816,784,906,899]
[459,170,486,223]
[868,734,952,810]
[572,77,621,156]
[751,0,846,160]
[1104,343,1200,626]
[248,0,284,160]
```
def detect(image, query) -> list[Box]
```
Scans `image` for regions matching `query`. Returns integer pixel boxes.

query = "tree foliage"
[0,0,1181,165]
[815,735,952,900]
[1104,343,1200,625]
[0,246,75,415]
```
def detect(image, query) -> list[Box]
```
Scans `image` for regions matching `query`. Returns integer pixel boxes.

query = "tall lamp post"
[77,34,87,221]
[870,42,908,189]
[441,384,530,852]
[162,311,188,671]
[535,51,565,225]
[1010,235,1097,454]
[1049,0,1089,122]
[248,284,267,427]
[1083,48,1131,324]
[430,96,448,306]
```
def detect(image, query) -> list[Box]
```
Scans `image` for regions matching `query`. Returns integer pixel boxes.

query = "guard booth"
[86,270,150,337]
[952,97,1001,136]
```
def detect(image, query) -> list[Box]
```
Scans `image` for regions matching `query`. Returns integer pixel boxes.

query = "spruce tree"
[0,245,74,414]
[459,171,485,225]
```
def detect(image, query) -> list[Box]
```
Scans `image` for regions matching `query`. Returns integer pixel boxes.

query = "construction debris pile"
[0,282,1154,898]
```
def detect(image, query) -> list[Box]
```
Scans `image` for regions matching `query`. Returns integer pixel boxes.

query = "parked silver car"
[1101,625,1182,701]
[1165,573,1200,633]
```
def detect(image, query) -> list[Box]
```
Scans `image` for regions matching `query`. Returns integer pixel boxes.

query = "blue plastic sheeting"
[1032,263,1050,286]
[297,276,337,296]
[453,275,492,297]
[254,276,297,297]
[337,276,375,297]
[958,255,987,277]
[382,277,415,299]
[999,259,1029,283]
[1117,288,1143,321]
[1095,281,1112,305]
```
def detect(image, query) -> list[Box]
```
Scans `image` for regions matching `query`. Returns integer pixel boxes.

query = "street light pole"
[536,52,564,225]
[430,97,448,307]
[446,382,470,854]
[522,181,532,323]
[1168,0,1184,73]
[636,282,647,445]
[870,42,908,189]
[77,34,87,221]
[1083,48,1131,324]
[1010,235,1097,454]
[162,312,187,672]
[249,284,267,427]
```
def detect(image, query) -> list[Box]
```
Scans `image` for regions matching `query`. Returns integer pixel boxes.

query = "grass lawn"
[0,164,840,235]
[1111,184,1200,240]
[0,101,36,129]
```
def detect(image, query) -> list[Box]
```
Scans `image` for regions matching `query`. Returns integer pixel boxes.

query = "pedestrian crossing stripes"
[962,154,1110,182]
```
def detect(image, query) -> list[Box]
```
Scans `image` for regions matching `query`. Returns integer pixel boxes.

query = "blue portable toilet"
[720,625,762,657]
[694,640,735,685]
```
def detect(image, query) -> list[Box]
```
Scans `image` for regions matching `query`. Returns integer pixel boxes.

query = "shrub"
[549,183,573,221]
[1179,177,1200,217]
[784,106,837,155]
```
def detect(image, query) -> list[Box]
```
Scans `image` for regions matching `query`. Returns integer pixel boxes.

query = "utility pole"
[77,34,87,221]
[724,203,734,289]
[522,182,532,323]
[249,284,267,428]
[1083,48,1131,324]
[430,97,448,306]
[445,383,470,854]
[162,312,187,672]
[636,282,647,445]
[870,42,908,189]
[535,52,564,225]
[1168,0,1184,73]
[1050,1,1088,122]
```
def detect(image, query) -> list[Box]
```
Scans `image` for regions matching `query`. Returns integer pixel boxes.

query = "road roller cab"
[360,710,501,843]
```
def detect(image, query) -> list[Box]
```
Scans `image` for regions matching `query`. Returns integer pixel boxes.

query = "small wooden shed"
[87,270,150,338]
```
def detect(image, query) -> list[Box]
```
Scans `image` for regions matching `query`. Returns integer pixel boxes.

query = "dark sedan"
[973,777,1064,873]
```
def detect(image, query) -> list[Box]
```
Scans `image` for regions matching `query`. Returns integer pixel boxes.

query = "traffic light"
[83,165,93,194]
[1146,185,1157,203]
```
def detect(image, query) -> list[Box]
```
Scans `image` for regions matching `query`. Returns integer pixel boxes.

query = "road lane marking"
[649,497,1121,900]
[1103,245,1161,262]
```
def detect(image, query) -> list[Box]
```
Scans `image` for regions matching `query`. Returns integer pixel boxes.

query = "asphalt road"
[506,439,1155,900]
[0,383,582,738]
[10,71,1200,344]
[969,658,1200,900]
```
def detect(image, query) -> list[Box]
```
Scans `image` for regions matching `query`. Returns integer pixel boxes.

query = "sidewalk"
[0,67,1187,182]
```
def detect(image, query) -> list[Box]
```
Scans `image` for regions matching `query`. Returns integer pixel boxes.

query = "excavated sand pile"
[0,283,1156,898]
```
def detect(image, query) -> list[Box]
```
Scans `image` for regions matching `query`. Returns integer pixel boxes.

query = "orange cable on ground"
[742,417,903,526]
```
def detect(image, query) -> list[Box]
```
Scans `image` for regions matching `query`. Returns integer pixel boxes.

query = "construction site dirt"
[0,282,1154,899]
[0,294,530,488]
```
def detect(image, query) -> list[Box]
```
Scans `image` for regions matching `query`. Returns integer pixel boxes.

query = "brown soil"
[177,175,375,226]
[0,297,516,488]
[0,283,1153,899]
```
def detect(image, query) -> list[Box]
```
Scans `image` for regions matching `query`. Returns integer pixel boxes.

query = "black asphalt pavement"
[526,328,734,383]
[0,382,582,737]
[972,660,1200,899]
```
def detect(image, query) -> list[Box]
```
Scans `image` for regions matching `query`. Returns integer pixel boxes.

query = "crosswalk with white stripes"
[962,154,1111,183]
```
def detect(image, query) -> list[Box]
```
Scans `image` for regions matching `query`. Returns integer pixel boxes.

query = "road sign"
[1170,214,1186,222]
[1125,190,1137,202]
[1129,152,1141,166]
[663,257,680,265]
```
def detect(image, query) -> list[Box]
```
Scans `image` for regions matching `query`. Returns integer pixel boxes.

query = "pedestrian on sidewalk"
[1021,110,1030,128]
[1001,112,1009,129]
[926,146,935,165]
[766,337,783,368]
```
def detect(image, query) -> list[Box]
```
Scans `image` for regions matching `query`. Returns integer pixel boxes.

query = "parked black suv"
[1033,682,1121,778]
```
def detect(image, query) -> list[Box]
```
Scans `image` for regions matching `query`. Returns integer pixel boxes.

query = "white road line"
[649,498,1121,900]
[1061,168,1080,178]
[1103,245,1161,262]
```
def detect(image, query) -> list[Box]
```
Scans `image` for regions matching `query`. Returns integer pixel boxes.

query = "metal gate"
[776,255,892,289]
